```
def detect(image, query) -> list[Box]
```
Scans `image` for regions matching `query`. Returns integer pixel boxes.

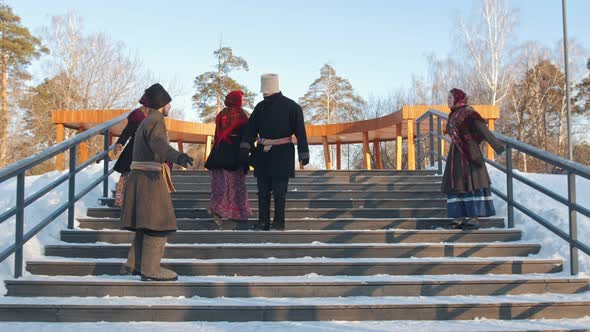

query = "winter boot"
[208,208,224,229]
[257,194,271,231]
[271,194,286,231]
[461,217,480,230]
[140,234,178,281]
[450,218,465,229]
[121,231,143,275]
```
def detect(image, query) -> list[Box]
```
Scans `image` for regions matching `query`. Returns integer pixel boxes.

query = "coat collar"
[147,108,164,120]
[263,91,283,101]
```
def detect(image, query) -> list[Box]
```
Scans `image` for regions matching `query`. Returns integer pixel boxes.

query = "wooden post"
[178,140,184,153]
[56,124,65,171]
[107,132,114,160]
[78,128,88,165]
[362,132,371,170]
[204,135,212,168]
[396,124,402,170]
[373,138,382,169]
[487,119,495,161]
[407,119,415,170]
[322,136,332,170]
[336,142,342,170]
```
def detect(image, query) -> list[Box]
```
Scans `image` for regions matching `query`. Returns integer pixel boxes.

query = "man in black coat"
[240,74,309,230]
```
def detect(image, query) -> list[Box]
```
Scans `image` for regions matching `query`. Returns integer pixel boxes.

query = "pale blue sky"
[7,0,590,120]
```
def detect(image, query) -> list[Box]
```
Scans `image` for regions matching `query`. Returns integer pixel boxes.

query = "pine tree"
[192,46,255,123]
[0,4,48,165]
[299,64,365,124]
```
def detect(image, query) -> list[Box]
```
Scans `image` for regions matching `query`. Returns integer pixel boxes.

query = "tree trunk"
[0,50,8,166]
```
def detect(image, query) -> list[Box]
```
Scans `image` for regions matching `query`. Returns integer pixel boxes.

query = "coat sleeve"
[116,121,139,146]
[292,104,309,160]
[474,120,504,153]
[147,120,181,163]
[240,105,259,150]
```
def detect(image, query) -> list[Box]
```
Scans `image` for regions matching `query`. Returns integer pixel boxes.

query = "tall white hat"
[261,73,280,94]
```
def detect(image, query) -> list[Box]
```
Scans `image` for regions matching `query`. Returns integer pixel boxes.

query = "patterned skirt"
[209,169,253,220]
[447,188,496,219]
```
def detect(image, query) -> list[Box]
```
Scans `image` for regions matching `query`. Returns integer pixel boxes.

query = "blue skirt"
[447,188,496,218]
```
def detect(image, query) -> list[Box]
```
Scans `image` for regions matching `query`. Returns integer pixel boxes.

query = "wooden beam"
[396,124,402,170]
[407,119,415,170]
[322,136,332,170]
[487,119,495,161]
[56,124,65,171]
[373,138,382,169]
[336,142,342,170]
[362,132,371,170]
[78,128,88,165]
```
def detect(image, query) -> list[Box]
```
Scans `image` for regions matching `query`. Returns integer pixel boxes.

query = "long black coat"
[242,92,309,178]
[113,119,141,174]
[441,118,504,194]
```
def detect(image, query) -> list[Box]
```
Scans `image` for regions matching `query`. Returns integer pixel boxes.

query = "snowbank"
[0,162,118,294]
[486,166,590,274]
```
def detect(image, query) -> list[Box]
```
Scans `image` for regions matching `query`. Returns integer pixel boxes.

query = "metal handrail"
[416,109,590,275]
[0,110,130,278]
[0,112,129,183]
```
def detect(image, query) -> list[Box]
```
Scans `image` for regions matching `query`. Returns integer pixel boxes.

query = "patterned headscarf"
[214,91,248,147]
[450,88,469,110]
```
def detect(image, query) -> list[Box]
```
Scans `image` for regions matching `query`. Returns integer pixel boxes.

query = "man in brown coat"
[120,83,194,281]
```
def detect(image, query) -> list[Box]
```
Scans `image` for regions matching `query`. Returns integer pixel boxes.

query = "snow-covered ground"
[0,162,118,294]
[2,319,590,331]
[486,165,590,274]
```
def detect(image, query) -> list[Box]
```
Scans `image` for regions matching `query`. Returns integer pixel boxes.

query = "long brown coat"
[441,118,504,194]
[120,109,181,232]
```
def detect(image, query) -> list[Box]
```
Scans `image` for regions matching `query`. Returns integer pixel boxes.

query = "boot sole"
[140,275,178,282]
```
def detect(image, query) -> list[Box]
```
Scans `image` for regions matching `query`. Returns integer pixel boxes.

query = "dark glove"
[177,153,194,168]
[496,146,506,156]
[301,158,309,166]
[239,148,250,167]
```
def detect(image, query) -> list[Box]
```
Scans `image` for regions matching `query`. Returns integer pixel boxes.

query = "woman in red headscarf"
[205,91,253,228]
[441,88,505,230]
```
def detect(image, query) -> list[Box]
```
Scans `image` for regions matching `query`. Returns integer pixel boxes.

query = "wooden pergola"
[52,105,499,171]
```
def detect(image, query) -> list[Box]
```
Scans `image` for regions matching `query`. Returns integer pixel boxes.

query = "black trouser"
[256,176,289,227]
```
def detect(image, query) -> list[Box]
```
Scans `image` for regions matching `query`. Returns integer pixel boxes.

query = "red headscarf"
[450,88,468,110]
[214,91,248,147]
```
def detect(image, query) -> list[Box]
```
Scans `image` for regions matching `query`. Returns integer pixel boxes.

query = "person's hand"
[113,143,123,155]
[177,153,194,168]
[301,158,309,166]
[496,146,506,156]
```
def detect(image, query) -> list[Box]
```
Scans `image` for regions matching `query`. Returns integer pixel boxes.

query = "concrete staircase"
[2,170,590,323]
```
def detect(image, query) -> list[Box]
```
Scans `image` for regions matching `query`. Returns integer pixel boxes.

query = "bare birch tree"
[458,0,517,105]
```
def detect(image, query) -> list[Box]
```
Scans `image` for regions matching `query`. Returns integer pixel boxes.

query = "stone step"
[173,170,439,176]
[43,243,541,259]
[86,207,448,219]
[77,217,505,230]
[2,297,589,321]
[6,276,588,297]
[25,258,563,276]
[174,182,443,191]
[61,229,522,244]
[117,190,446,200]
[99,198,446,209]
[170,175,442,184]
